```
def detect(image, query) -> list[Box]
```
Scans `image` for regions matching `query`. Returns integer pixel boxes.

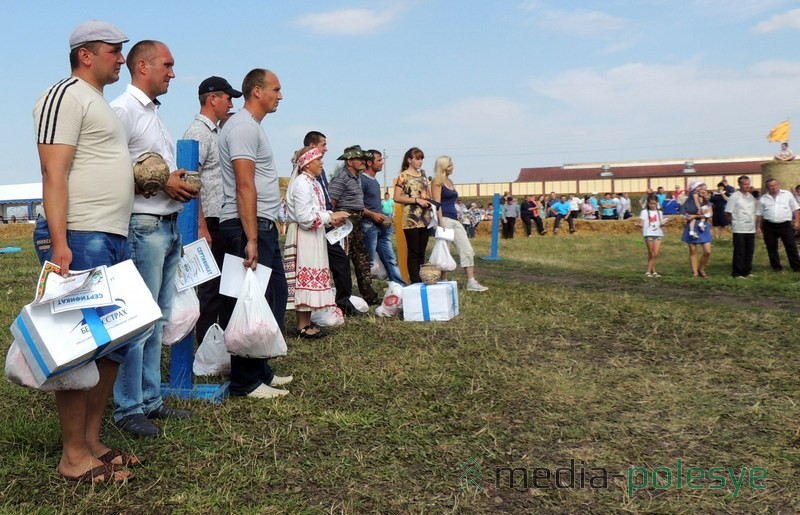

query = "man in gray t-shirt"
[217,69,292,400]
[219,112,280,224]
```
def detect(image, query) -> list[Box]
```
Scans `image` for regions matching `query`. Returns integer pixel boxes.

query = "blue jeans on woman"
[113,214,181,422]
[219,217,288,396]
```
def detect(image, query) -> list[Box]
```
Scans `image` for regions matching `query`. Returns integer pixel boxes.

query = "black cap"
[198,76,242,98]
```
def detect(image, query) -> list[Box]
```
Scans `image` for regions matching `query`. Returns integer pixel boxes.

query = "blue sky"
[4,0,800,187]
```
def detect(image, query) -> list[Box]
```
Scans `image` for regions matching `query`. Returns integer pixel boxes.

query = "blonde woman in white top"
[430,156,488,291]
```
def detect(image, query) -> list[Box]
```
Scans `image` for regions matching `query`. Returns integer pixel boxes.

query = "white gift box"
[10,260,161,386]
[402,281,459,321]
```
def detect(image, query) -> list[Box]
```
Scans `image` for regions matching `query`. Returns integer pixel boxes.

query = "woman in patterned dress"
[393,147,432,284]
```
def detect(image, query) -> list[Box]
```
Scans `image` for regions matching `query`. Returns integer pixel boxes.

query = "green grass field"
[1,224,799,513]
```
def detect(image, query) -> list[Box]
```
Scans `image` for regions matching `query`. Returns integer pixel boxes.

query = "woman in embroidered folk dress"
[285,146,349,339]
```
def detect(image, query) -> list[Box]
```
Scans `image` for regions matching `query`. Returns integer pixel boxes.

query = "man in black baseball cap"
[198,76,242,98]
[184,76,242,345]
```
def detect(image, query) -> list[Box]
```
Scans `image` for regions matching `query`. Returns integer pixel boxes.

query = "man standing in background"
[756,178,800,273]
[725,176,758,278]
[328,145,380,305]
[361,149,405,285]
[183,76,241,343]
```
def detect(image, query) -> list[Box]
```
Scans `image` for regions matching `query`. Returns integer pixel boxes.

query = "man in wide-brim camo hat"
[328,144,380,306]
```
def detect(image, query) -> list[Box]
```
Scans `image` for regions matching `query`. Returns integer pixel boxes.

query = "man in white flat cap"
[32,20,139,483]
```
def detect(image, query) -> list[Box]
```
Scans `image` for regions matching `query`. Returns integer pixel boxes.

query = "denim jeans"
[33,216,133,364]
[218,218,288,396]
[113,214,181,421]
[361,219,406,285]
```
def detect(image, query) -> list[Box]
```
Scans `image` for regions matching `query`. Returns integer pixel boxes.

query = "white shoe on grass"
[466,280,488,292]
[269,375,293,387]
[247,384,289,399]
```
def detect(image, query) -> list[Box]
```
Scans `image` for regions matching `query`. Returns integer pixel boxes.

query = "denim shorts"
[33,216,130,269]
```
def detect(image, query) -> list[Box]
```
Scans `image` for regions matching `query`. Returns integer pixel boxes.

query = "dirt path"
[480,266,800,314]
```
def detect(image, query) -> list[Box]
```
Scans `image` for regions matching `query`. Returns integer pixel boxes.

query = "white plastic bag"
[193,323,231,376]
[435,226,455,241]
[376,281,403,318]
[224,268,287,358]
[427,206,439,229]
[349,295,369,313]
[370,259,388,280]
[310,307,345,327]
[162,284,200,346]
[429,238,457,271]
[5,339,99,391]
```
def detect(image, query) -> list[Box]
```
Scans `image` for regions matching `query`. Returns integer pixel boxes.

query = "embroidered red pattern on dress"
[296,267,332,289]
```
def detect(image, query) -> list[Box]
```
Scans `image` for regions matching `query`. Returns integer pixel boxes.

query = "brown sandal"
[97,449,142,468]
[60,462,134,484]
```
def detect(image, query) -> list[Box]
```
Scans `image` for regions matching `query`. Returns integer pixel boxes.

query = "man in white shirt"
[617,193,632,220]
[756,177,800,272]
[725,176,759,278]
[111,40,197,437]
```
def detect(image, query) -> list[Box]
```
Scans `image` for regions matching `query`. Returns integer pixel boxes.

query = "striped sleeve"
[33,78,80,145]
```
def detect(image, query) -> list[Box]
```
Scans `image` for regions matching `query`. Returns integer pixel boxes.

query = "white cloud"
[694,0,789,21]
[752,8,800,33]
[519,2,627,35]
[518,59,800,167]
[530,60,800,118]
[294,7,403,36]
[406,97,525,135]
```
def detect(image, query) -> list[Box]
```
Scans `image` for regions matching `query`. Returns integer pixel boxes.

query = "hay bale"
[761,160,800,189]
[0,222,35,238]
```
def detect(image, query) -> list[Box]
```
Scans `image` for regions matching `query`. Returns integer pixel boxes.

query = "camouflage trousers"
[346,211,379,305]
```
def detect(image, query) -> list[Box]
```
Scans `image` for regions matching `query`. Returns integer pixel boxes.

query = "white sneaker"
[466,280,488,292]
[269,375,293,387]
[690,231,699,239]
[698,222,706,230]
[247,384,289,399]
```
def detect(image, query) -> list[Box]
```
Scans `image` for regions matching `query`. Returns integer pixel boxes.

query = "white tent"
[0,182,42,222]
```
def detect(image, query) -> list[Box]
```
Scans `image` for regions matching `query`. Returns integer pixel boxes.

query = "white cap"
[69,20,128,50]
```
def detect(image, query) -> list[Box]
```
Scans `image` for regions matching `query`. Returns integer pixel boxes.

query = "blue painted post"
[481,193,502,261]
[161,139,228,402]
